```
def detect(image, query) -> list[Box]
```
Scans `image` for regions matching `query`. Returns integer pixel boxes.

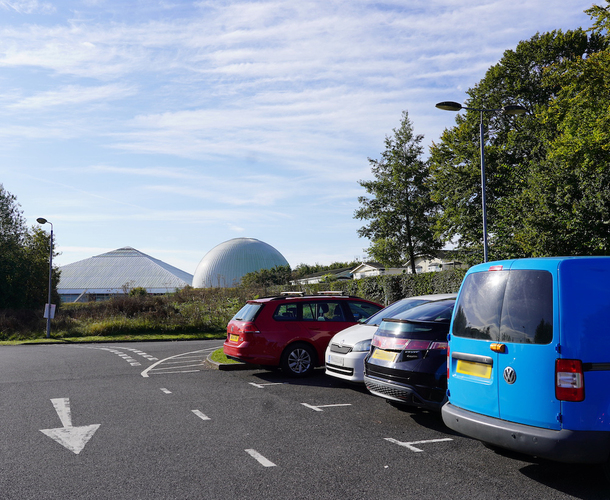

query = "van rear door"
[449,262,560,430]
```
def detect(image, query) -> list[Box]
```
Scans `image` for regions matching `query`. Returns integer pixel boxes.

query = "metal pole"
[46,224,53,338]
[479,111,488,263]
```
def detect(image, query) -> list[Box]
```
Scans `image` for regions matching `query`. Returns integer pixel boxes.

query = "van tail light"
[447,345,451,381]
[556,359,585,402]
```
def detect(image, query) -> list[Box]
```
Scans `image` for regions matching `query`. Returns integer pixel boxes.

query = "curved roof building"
[58,247,194,302]
[192,238,289,288]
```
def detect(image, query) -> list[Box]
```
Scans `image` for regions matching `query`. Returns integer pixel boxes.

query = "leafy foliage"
[355,111,442,271]
[0,185,60,310]
[429,19,610,261]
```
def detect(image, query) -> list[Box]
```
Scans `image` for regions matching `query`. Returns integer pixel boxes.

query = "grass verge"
[210,348,242,364]
[0,332,226,346]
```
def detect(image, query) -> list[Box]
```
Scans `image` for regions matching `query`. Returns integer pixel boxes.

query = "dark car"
[364,298,455,410]
[224,293,382,377]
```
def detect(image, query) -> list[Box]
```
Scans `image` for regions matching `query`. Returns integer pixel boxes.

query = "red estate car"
[224,293,383,377]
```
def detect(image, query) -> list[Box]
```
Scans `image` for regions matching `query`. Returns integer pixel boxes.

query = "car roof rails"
[280,291,305,296]
[316,291,345,296]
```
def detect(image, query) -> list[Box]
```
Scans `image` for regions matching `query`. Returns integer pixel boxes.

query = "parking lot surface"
[0,341,608,499]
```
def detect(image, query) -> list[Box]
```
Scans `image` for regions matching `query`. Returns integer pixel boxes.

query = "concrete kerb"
[204,352,260,371]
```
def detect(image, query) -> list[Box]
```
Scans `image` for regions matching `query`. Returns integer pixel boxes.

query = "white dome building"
[192,238,289,288]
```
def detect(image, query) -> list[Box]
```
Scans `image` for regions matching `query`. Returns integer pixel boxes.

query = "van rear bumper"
[442,403,610,464]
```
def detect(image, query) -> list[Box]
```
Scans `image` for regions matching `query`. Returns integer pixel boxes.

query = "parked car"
[325,294,456,383]
[363,298,456,410]
[223,293,383,377]
[442,257,610,475]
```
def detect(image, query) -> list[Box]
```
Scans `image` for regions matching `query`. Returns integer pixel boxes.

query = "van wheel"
[281,343,316,377]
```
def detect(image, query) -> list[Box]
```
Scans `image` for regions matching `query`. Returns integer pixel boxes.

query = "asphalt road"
[0,340,608,500]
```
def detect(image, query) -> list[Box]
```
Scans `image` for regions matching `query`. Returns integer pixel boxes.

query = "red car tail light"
[556,359,585,402]
[241,322,260,339]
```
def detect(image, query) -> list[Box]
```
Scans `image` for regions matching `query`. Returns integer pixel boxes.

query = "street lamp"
[435,101,526,262]
[36,217,53,338]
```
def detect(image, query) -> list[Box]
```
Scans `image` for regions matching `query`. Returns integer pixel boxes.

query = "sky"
[0,0,597,277]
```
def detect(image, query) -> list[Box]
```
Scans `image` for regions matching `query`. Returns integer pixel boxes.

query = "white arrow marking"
[40,398,100,455]
[385,437,453,452]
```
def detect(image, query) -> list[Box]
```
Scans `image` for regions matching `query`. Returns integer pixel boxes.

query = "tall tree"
[355,111,442,274]
[429,21,607,262]
[0,184,60,309]
[511,2,610,255]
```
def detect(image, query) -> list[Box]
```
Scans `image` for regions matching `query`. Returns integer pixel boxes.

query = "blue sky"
[0,0,595,275]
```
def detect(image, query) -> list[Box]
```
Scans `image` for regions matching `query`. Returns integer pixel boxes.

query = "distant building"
[292,252,465,284]
[290,267,353,285]
[350,262,408,279]
[192,237,289,288]
[57,247,193,302]
[405,251,464,274]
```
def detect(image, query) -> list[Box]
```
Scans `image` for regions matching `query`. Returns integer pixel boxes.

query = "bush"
[1,269,469,340]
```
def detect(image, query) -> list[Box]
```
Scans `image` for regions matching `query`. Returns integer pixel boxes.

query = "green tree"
[510,3,610,255]
[429,22,608,262]
[0,184,60,309]
[355,111,442,274]
[240,265,292,290]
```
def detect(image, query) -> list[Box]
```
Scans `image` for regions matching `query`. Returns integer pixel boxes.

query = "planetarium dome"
[192,237,290,288]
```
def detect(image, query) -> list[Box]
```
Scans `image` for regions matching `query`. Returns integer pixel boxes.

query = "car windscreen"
[363,298,429,326]
[392,299,455,323]
[231,303,263,321]
[452,270,553,344]
[372,318,450,350]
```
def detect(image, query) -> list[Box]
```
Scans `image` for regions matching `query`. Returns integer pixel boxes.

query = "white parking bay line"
[245,449,276,467]
[192,410,211,421]
[141,347,222,377]
[301,403,352,412]
[385,437,453,452]
[160,388,172,394]
[249,382,285,389]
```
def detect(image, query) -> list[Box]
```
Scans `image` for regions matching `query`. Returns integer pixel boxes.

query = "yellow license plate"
[372,349,398,362]
[230,334,240,342]
[456,359,492,379]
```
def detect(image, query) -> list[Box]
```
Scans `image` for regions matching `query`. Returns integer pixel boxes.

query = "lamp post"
[36,217,53,338]
[435,101,526,262]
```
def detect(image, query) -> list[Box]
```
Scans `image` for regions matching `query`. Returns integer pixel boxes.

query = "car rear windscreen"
[232,303,262,321]
[452,270,553,344]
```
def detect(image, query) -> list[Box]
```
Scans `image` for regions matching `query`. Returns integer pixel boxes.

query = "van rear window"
[452,270,553,344]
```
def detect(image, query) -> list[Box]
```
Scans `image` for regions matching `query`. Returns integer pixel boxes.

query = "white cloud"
[0,0,595,271]
[7,84,137,110]
[0,0,54,14]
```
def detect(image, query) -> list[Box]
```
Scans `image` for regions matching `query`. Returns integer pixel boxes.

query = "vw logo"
[503,366,517,384]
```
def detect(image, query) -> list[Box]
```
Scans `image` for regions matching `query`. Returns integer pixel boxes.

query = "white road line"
[148,363,205,371]
[146,370,201,375]
[249,382,285,389]
[385,437,453,452]
[192,410,211,421]
[245,449,276,467]
[141,347,222,378]
[159,358,205,365]
[301,403,352,412]
[160,388,172,394]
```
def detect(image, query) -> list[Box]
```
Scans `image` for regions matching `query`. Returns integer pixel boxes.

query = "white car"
[325,294,457,383]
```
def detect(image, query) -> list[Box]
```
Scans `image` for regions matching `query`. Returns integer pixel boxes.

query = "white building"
[57,247,193,302]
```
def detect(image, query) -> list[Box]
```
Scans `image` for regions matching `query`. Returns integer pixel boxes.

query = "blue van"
[442,257,610,469]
